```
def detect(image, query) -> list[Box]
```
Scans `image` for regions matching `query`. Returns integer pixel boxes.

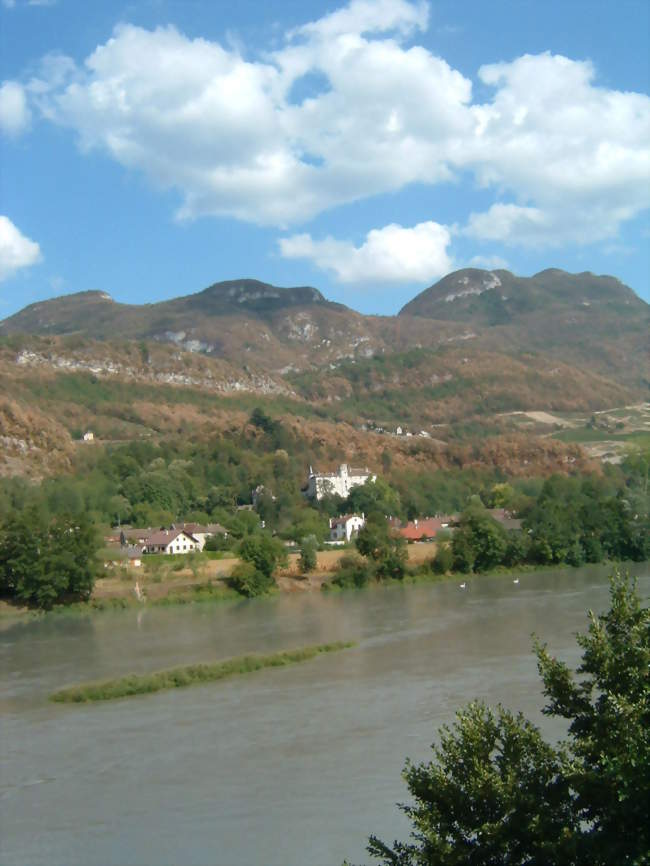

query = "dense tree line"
[436,472,649,576]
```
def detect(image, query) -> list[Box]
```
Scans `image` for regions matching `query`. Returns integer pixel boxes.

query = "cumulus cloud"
[0,81,31,135]
[463,53,650,245]
[9,0,650,248]
[0,216,42,281]
[279,221,453,283]
[289,0,428,40]
[467,254,510,270]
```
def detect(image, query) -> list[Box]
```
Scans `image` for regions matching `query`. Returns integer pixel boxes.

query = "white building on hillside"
[329,513,366,542]
[307,463,376,500]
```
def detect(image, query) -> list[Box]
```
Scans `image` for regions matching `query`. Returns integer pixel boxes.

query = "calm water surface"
[2,564,648,866]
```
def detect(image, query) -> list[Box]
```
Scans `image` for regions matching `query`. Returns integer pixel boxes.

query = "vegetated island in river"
[49,641,356,704]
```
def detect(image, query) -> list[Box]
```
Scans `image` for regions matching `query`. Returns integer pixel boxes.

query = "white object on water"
[459,582,466,589]
[513,578,520,585]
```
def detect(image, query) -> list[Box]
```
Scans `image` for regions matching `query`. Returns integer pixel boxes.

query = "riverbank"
[1,543,438,624]
[94,543,438,600]
[2,549,639,628]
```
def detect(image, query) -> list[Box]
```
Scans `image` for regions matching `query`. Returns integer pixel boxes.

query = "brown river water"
[1,563,648,866]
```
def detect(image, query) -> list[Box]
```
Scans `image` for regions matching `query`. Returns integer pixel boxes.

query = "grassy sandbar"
[50,641,355,704]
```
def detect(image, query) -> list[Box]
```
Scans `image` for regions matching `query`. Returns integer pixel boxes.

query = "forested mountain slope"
[0,268,647,479]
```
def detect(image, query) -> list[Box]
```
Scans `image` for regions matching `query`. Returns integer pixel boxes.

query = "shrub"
[238,532,287,579]
[432,542,454,575]
[332,553,375,589]
[503,530,530,566]
[229,562,275,598]
[299,535,318,574]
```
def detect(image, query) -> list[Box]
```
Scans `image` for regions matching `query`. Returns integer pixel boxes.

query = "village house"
[117,527,154,546]
[109,522,228,552]
[387,513,457,542]
[102,544,144,569]
[396,517,444,542]
[329,513,366,542]
[125,545,143,567]
[143,529,200,555]
[307,463,376,500]
[170,522,228,551]
[487,508,523,531]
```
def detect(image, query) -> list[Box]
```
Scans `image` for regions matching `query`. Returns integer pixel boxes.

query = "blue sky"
[1,0,649,317]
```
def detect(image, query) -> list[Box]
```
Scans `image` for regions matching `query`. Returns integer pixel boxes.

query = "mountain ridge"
[1,262,647,480]
[1,268,647,391]
[3,267,644,323]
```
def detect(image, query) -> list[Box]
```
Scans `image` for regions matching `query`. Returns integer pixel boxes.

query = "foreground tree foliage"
[355,572,649,866]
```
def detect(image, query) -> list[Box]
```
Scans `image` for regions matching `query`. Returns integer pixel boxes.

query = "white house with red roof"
[329,513,366,542]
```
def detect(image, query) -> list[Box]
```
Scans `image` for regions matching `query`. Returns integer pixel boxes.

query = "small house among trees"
[329,513,366,542]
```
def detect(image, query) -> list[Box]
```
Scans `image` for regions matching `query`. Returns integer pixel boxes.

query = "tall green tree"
[536,573,650,864]
[452,506,508,573]
[230,532,288,597]
[0,509,99,608]
[299,535,319,574]
[356,516,407,580]
[347,478,402,521]
[354,572,649,866]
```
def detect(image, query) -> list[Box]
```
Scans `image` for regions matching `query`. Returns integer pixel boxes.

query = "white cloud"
[279,220,453,283]
[467,254,509,270]
[462,53,650,245]
[0,216,42,281]
[0,81,31,135]
[11,0,650,247]
[289,0,428,40]
[464,204,548,245]
[22,6,473,225]
[2,0,57,6]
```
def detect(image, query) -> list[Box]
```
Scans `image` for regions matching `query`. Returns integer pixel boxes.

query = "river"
[1,564,647,866]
